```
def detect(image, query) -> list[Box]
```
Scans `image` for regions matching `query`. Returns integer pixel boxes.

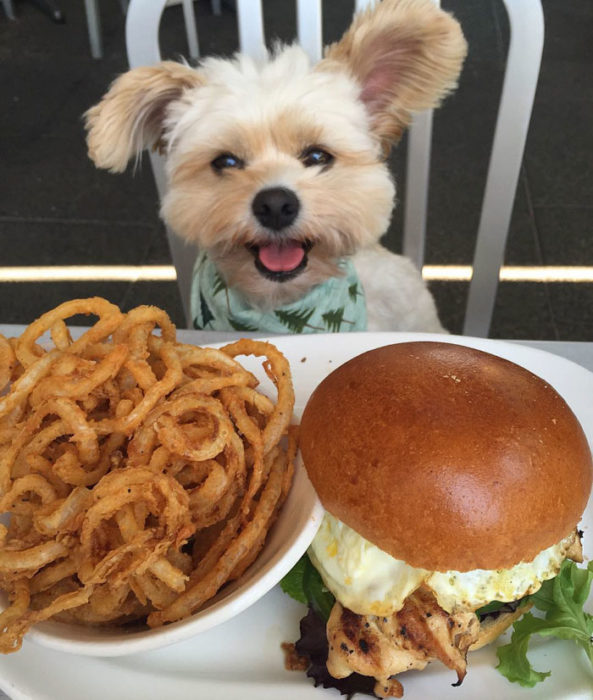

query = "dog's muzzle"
[249,187,311,282]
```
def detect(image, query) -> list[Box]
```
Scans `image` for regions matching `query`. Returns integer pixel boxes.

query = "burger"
[291,341,593,698]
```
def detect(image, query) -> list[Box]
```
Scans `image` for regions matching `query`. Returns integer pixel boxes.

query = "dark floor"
[0,0,592,339]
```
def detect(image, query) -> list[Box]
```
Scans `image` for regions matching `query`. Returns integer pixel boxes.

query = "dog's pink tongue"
[258,241,305,272]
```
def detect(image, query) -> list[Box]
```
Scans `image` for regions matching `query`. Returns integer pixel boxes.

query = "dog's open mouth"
[248,240,312,282]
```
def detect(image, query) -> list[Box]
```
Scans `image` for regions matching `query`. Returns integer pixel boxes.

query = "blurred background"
[0,0,591,338]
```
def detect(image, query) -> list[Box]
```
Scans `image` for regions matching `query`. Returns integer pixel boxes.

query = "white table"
[0,329,591,699]
[2,324,593,371]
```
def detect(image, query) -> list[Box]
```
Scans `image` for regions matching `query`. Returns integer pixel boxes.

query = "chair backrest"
[126,0,544,336]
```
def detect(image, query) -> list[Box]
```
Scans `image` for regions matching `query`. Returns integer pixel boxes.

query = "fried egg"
[309,512,578,616]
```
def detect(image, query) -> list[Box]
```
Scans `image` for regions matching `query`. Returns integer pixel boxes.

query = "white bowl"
[0,453,323,657]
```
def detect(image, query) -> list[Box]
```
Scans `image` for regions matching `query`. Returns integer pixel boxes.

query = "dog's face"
[161,47,395,307]
[86,0,466,308]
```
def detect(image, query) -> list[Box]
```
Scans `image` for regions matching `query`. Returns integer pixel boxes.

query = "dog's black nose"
[252,187,300,230]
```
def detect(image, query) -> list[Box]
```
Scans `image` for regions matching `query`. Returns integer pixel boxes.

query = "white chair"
[84,0,204,60]
[125,0,544,337]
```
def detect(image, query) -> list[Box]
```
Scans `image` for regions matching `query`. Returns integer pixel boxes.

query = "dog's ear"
[320,0,467,148]
[85,61,203,173]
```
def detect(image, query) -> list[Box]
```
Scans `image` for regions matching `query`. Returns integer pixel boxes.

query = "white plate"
[1,332,593,700]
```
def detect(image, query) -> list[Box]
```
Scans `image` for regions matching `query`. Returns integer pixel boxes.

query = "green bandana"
[191,252,367,333]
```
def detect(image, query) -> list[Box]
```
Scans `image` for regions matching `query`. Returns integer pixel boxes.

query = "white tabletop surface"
[1,324,592,371]
[0,328,591,699]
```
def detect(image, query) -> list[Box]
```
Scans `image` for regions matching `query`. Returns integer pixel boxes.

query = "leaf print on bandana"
[229,318,259,332]
[212,270,227,296]
[275,308,323,333]
[199,291,216,329]
[322,307,355,332]
[348,283,361,303]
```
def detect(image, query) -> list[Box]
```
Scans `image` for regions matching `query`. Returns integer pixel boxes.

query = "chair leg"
[181,0,199,60]
[83,0,103,59]
[2,0,16,20]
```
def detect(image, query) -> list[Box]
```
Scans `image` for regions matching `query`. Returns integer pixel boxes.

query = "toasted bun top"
[300,342,593,572]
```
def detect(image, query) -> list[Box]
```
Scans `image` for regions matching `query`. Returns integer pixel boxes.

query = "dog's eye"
[211,153,244,172]
[300,147,334,168]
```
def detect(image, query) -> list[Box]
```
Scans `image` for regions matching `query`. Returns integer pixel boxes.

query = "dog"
[85,0,466,334]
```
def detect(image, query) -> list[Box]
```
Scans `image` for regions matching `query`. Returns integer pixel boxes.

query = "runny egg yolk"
[308,512,578,616]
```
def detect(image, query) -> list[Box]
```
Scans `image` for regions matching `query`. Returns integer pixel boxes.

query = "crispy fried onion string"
[0,299,295,652]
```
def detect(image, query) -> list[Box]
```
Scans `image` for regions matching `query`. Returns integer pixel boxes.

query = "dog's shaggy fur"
[85,0,466,332]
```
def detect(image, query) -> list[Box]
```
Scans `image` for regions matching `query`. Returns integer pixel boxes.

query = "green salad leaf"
[303,557,335,621]
[476,600,508,616]
[279,554,308,604]
[496,559,593,687]
[280,554,335,621]
[496,614,553,686]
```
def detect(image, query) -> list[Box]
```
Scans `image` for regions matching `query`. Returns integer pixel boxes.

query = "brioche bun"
[300,341,592,572]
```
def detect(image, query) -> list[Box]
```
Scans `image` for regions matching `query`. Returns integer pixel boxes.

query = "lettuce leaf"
[476,600,508,616]
[280,554,308,604]
[496,559,593,687]
[280,554,335,620]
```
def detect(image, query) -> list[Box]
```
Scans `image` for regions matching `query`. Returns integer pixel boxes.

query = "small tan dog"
[86,0,466,334]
